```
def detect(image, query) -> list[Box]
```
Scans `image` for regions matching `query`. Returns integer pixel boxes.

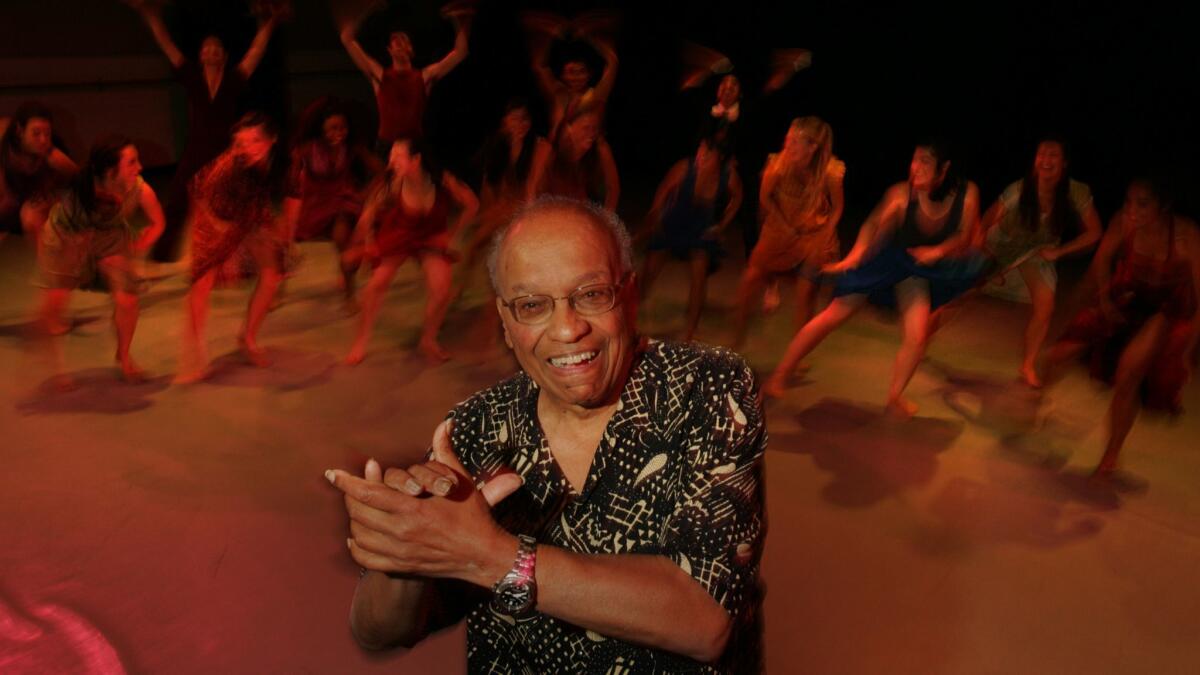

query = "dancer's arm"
[1090,211,1129,321]
[597,138,620,212]
[133,181,166,252]
[338,4,385,87]
[825,162,845,232]
[826,183,906,272]
[524,138,553,201]
[441,173,478,241]
[131,1,185,69]
[422,13,470,85]
[758,157,787,226]
[587,35,619,103]
[237,12,281,79]
[1043,200,1102,261]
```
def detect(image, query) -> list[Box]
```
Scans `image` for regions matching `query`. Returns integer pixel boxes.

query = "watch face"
[494,578,534,615]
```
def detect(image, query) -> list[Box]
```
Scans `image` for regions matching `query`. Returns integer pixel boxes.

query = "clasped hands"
[325,420,524,588]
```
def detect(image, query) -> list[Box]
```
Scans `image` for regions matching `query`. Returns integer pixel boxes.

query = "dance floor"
[2,237,1197,674]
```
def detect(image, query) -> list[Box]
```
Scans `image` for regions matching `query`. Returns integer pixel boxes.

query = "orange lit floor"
[2,237,1197,674]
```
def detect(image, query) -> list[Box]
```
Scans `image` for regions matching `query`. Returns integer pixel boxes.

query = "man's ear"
[495,297,514,349]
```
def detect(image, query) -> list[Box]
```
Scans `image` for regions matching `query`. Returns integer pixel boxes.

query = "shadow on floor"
[771,397,963,508]
[16,370,170,416]
[197,347,338,392]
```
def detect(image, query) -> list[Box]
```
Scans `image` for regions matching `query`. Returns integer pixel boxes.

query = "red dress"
[291,141,366,240]
[372,181,450,262]
[1059,217,1196,412]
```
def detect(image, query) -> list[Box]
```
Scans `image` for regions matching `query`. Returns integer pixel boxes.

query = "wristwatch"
[492,534,537,616]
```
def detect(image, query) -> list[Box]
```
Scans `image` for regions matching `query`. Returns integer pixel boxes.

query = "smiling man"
[327,196,766,672]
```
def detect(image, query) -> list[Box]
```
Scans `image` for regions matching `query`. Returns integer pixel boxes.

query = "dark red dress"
[372,180,450,262]
[1059,217,1196,412]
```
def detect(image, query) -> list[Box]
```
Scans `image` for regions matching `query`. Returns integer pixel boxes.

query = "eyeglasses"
[501,280,625,325]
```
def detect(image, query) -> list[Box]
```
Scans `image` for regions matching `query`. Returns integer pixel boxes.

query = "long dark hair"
[2,100,55,155]
[483,99,536,189]
[916,137,962,202]
[292,96,371,184]
[70,134,133,214]
[1017,136,1080,237]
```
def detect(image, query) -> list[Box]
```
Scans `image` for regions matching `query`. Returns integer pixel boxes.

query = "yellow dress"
[749,154,845,273]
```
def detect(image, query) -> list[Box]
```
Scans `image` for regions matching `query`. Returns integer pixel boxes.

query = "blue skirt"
[832,243,986,310]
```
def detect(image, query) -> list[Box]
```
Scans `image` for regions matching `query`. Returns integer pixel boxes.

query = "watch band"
[492,534,538,616]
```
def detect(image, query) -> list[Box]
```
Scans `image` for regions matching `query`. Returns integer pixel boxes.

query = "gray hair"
[486,195,633,295]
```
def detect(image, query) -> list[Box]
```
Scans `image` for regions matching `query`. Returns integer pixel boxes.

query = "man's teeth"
[550,351,597,367]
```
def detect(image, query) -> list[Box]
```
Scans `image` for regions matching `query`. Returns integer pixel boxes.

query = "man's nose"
[546,299,590,343]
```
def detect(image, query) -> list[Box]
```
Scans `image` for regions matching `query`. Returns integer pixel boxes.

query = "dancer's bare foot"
[344,344,367,366]
[238,335,271,368]
[762,282,781,314]
[761,373,787,399]
[418,337,450,365]
[118,358,147,383]
[44,318,71,336]
[52,373,77,392]
[885,396,918,420]
[1019,363,1043,389]
[173,365,212,385]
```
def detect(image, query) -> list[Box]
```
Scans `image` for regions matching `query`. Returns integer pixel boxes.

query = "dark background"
[3,0,1197,225]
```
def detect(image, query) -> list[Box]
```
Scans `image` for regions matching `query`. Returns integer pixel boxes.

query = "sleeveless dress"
[648,158,730,268]
[834,184,986,309]
[372,180,451,262]
[1058,217,1196,412]
[291,141,366,241]
[748,155,845,273]
[40,179,144,291]
[189,151,284,284]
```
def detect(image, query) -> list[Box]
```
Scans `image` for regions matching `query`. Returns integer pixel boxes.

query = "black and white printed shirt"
[447,339,767,674]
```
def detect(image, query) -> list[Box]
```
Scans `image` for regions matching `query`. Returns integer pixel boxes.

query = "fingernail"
[324,470,336,484]
[367,458,379,472]
[434,477,453,495]
[404,479,422,495]
[346,538,353,550]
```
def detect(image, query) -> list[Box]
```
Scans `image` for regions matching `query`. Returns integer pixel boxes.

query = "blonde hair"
[778,116,834,219]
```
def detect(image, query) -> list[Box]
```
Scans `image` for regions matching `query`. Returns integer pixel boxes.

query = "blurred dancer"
[338,0,472,153]
[466,98,550,268]
[0,102,78,248]
[730,117,843,347]
[283,97,381,310]
[345,139,477,365]
[129,0,281,261]
[38,135,164,383]
[971,137,1102,386]
[523,10,619,139]
[638,135,742,341]
[531,106,618,211]
[177,113,288,382]
[762,141,983,418]
[1044,178,1198,477]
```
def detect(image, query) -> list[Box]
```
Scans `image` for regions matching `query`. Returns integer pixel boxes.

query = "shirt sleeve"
[662,356,767,617]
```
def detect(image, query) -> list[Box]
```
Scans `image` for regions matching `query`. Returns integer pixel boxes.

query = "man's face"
[199,36,227,67]
[388,32,414,62]
[561,61,590,92]
[494,208,636,411]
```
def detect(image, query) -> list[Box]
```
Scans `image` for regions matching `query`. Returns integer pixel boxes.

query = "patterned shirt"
[447,339,767,674]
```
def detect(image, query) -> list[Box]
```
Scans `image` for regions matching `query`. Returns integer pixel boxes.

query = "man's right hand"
[379,420,523,507]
